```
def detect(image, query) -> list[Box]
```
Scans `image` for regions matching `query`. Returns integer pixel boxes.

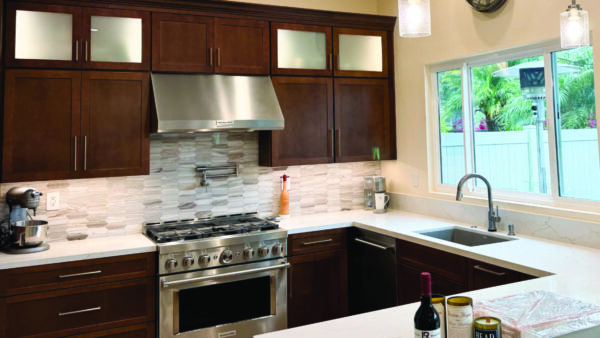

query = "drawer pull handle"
[302,239,333,246]
[355,238,391,251]
[59,306,101,316]
[59,270,102,279]
[473,265,506,277]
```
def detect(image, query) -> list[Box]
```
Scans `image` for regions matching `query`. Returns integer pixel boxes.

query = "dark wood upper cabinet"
[334,78,393,162]
[271,23,333,76]
[3,69,81,183]
[259,77,334,166]
[152,13,214,73]
[82,8,150,71]
[5,3,82,69]
[214,18,269,75]
[333,28,388,78]
[80,72,150,178]
[6,4,150,71]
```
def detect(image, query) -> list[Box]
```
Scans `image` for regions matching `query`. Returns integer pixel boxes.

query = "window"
[431,42,600,205]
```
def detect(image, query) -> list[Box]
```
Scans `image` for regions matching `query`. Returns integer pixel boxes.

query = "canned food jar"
[446,296,473,338]
[474,317,502,338]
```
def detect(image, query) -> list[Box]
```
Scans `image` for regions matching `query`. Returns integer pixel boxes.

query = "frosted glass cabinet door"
[271,23,332,76]
[334,28,388,78]
[83,8,150,70]
[6,3,81,68]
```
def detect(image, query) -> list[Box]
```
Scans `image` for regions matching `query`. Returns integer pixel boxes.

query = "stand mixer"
[1,187,49,254]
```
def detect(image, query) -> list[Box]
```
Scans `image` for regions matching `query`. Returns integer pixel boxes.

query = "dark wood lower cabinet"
[0,277,155,337]
[397,263,467,305]
[287,249,348,328]
[65,322,155,338]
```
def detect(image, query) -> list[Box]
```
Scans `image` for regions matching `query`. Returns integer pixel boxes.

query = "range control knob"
[243,248,255,259]
[257,246,270,257]
[272,244,284,255]
[198,254,211,266]
[221,249,234,263]
[165,258,178,270]
[182,256,195,267]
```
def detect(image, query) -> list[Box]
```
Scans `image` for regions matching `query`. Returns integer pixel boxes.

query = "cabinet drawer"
[397,263,467,305]
[468,260,520,291]
[0,277,155,338]
[289,229,347,256]
[65,322,155,338]
[0,252,155,297]
[396,239,467,284]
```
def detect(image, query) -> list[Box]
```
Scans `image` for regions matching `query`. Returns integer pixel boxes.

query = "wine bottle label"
[414,329,441,338]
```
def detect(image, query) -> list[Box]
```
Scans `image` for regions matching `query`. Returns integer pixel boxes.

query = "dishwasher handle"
[354,238,393,251]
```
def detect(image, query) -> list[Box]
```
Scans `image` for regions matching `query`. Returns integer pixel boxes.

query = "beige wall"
[378,0,600,218]
[223,0,378,14]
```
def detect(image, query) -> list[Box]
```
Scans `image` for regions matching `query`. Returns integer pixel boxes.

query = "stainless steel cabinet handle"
[75,40,79,61]
[85,41,88,62]
[328,129,334,158]
[84,136,88,171]
[209,48,213,67]
[329,53,332,70]
[59,270,101,279]
[161,262,290,288]
[355,238,391,251]
[302,239,333,246]
[59,306,101,316]
[473,265,506,277]
[74,136,77,171]
[289,264,293,299]
[217,48,221,67]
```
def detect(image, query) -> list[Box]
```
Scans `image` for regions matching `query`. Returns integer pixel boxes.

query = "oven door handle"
[161,262,291,288]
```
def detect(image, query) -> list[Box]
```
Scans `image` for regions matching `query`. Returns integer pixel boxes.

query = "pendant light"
[560,0,590,49]
[398,0,431,38]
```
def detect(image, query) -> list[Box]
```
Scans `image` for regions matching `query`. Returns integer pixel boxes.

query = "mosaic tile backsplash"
[0,133,380,242]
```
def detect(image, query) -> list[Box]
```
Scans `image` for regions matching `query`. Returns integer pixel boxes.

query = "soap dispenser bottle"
[280,174,290,219]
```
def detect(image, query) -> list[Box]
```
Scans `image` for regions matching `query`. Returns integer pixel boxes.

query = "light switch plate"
[47,192,60,211]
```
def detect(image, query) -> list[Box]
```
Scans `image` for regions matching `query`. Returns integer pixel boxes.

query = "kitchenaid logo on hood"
[218,330,237,338]
[216,120,235,128]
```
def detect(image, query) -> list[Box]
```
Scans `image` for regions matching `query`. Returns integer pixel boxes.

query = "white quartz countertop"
[0,234,156,270]
[258,209,600,338]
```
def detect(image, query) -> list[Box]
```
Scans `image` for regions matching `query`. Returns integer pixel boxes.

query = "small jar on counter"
[446,296,473,338]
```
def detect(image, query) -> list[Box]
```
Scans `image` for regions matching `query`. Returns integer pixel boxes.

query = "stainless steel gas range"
[144,214,288,338]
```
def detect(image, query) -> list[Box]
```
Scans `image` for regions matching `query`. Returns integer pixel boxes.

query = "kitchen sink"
[416,226,517,247]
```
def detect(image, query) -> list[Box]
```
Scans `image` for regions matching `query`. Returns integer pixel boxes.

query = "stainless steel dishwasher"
[348,227,398,315]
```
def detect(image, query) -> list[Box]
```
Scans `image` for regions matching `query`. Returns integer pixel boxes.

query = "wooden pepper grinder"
[280,174,290,219]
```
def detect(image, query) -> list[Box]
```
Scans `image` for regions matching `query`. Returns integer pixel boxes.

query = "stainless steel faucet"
[456,174,501,232]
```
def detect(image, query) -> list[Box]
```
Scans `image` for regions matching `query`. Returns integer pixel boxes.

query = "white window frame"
[426,39,600,212]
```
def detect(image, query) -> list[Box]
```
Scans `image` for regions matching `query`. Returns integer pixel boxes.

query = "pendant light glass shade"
[398,0,431,38]
[560,1,590,49]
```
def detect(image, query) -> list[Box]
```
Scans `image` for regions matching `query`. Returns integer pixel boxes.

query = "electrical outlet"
[412,172,420,188]
[47,192,60,211]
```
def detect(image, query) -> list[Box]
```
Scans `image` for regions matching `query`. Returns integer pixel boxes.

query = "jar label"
[447,304,473,338]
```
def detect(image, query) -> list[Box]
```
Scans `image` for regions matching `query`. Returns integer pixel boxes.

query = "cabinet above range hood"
[151,73,284,133]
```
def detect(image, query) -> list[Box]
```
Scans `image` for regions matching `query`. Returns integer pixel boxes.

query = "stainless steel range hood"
[151,73,284,132]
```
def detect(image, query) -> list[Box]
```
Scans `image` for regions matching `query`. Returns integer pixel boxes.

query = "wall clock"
[466,0,507,13]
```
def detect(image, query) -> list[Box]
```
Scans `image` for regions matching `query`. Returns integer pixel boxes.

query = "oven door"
[159,259,289,338]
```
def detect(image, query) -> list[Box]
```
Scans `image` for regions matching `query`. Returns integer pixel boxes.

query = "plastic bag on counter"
[473,290,600,338]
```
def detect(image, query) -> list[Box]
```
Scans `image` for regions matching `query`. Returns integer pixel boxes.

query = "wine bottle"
[414,272,441,338]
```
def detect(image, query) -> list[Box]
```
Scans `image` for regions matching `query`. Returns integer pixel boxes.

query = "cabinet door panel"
[215,18,269,74]
[3,70,80,182]
[334,28,388,78]
[80,72,149,178]
[334,78,392,162]
[288,249,348,328]
[397,263,467,305]
[82,8,150,70]
[6,3,82,68]
[260,77,333,166]
[152,13,214,73]
[468,260,520,291]
[271,23,332,76]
